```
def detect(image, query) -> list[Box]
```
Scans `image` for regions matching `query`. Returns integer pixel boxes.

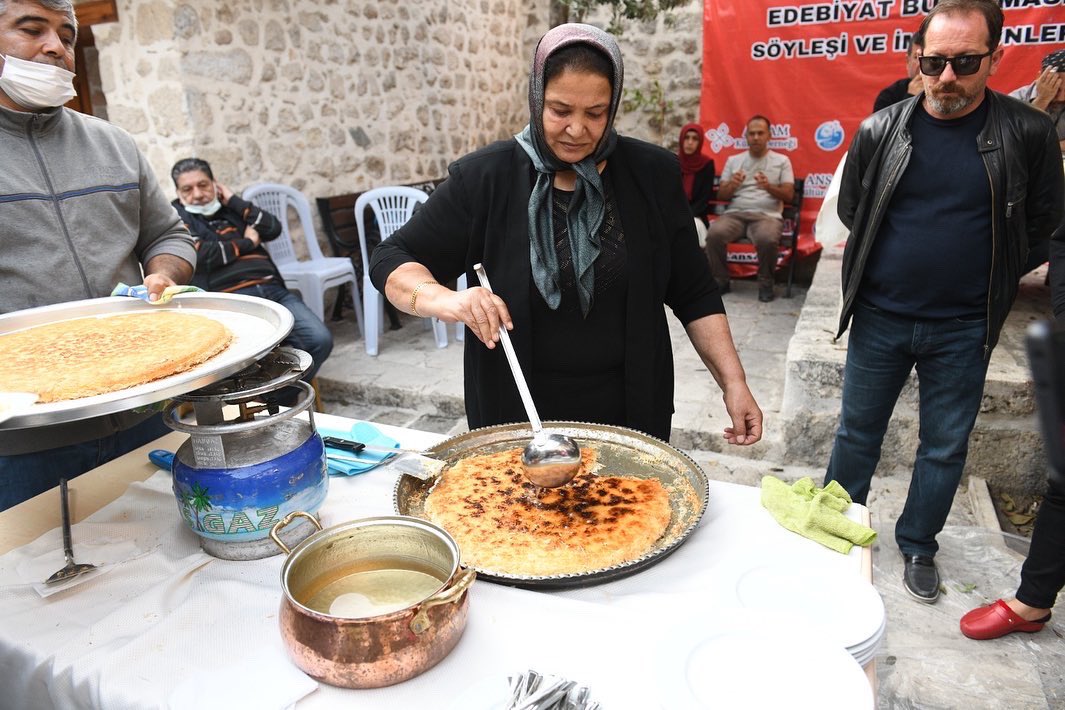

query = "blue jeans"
[825,301,990,558]
[0,414,171,512]
[237,284,333,381]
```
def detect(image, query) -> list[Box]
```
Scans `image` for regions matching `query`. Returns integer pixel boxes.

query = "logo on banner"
[705,123,738,153]
[704,122,798,153]
[803,172,836,199]
[814,121,845,151]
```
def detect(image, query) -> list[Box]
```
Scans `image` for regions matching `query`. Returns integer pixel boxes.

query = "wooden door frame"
[75,0,118,27]
[68,1,118,115]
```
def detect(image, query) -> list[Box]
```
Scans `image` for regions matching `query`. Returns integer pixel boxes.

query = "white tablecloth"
[0,415,869,709]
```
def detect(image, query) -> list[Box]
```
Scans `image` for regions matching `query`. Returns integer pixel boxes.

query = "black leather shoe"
[902,554,940,603]
[758,284,774,302]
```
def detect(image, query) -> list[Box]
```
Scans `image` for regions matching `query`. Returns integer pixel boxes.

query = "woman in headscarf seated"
[678,122,716,249]
[370,23,761,445]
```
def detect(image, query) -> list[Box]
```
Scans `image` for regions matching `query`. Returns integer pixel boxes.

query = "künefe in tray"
[0,312,232,403]
[424,447,672,576]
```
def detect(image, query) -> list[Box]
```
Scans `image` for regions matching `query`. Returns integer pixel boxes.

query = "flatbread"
[424,447,672,576]
[0,312,232,403]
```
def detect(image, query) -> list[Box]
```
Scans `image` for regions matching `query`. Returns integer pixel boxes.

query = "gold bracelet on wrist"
[410,280,439,317]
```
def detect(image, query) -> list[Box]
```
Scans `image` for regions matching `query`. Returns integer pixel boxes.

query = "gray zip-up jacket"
[1,104,196,454]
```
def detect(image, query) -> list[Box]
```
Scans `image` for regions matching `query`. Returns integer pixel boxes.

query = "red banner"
[700,0,1064,250]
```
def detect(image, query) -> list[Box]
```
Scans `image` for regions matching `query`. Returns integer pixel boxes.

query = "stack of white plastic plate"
[654,611,873,709]
[846,615,887,666]
[731,561,887,666]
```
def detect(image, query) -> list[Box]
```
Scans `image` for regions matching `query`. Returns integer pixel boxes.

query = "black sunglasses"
[918,52,992,77]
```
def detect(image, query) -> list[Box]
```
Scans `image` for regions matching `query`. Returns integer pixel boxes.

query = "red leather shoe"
[960,599,1051,640]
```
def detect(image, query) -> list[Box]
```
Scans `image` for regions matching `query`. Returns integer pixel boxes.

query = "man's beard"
[926,82,978,115]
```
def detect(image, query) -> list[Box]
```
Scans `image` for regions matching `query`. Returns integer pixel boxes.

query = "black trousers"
[1017,466,1065,609]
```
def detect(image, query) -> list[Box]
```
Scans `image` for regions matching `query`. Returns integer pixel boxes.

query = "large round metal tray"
[394,422,709,589]
[0,293,292,429]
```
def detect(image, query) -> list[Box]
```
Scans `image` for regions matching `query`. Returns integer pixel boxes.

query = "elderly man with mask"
[170,157,333,385]
[0,0,196,511]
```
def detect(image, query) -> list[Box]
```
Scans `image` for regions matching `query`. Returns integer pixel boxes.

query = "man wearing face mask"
[170,157,333,386]
[0,0,196,511]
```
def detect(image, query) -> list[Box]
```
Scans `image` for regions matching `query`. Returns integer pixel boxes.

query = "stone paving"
[314,278,1064,709]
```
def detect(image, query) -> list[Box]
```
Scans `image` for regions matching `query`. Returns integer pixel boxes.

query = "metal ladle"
[474,263,581,488]
[45,479,98,585]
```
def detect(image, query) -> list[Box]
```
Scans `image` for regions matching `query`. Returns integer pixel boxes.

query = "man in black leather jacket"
[825,0,1064,605]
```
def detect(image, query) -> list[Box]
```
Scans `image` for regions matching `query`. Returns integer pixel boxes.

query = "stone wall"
[582,1,705,151]
[86,0,708,263]
[91,1,706,195]
[93,0,549,202]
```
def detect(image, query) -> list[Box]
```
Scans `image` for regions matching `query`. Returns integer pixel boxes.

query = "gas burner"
[176,346,310,404]
[161,346,327,561]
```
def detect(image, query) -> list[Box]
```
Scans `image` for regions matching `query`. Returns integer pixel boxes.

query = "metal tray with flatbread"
[394,421,709,589]
[0,293,292,429]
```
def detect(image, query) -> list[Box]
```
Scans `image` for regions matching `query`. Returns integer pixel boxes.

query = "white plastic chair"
[242,183,364,339]
[355,186,466,356]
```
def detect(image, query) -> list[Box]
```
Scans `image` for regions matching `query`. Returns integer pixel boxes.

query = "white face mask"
[183,197,222,216]
[0,54,77,110]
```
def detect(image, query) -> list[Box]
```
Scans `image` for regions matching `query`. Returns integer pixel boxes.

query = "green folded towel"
[760,475,877,554]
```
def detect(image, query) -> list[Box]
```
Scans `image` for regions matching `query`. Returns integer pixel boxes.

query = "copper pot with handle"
[270,512,475,688]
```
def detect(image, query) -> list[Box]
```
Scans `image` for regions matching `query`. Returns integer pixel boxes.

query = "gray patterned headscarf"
[514,23,624,317]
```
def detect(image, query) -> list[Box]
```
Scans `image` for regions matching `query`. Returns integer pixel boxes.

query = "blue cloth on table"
[320,421,400,476]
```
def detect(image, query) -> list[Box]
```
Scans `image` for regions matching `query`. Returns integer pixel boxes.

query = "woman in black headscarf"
[370,23,761,445]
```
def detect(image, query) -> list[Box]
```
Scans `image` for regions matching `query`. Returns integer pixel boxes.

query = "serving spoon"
[45,479,98,585]
[473,264,581,488]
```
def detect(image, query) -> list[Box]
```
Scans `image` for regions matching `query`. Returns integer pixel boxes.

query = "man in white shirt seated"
[704,115,795,302]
